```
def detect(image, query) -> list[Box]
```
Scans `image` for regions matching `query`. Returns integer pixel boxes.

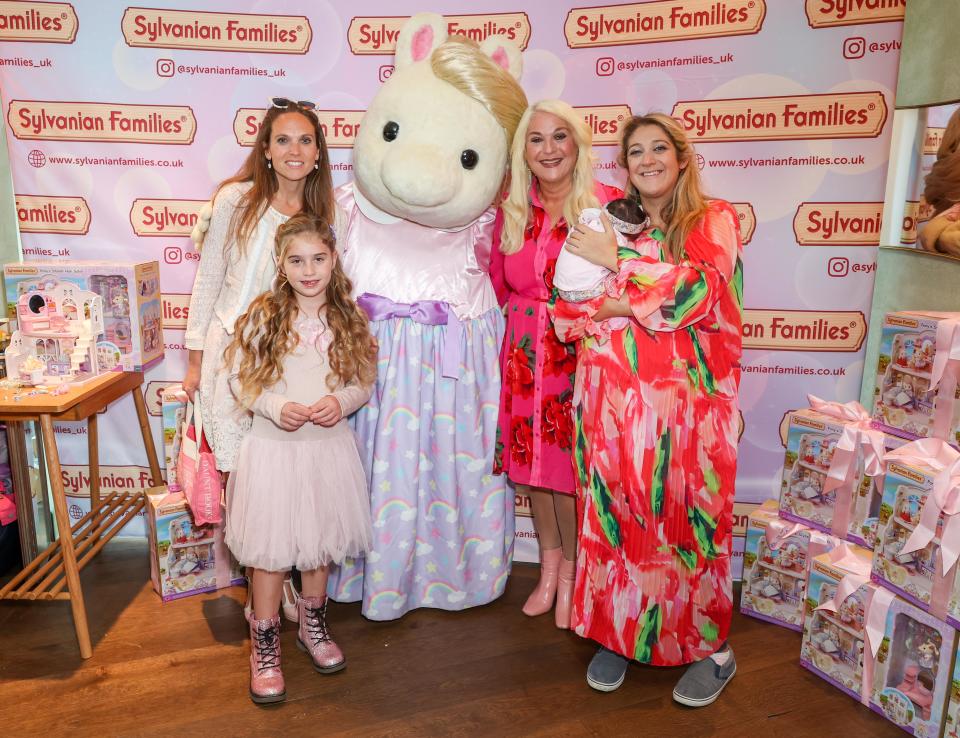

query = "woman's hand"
[566,213,619,271]
[278,401,312,431]
[183,350,202,402]
[310,396,343,427]
[592,293,633,322]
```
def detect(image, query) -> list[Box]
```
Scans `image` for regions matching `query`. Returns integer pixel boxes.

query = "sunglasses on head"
[269,97,316,111]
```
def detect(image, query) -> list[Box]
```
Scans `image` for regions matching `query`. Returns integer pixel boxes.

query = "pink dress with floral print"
[553,199,743,667]
[490,182,622,495]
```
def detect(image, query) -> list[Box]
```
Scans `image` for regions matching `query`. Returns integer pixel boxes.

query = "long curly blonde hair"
[499,100,599,255]
[226,214,376,408]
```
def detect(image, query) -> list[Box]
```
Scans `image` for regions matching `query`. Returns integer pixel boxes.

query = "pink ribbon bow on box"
[814,543,872,615]
[808,395,887,538]
[929,315,960,440]
[887,438,960,618]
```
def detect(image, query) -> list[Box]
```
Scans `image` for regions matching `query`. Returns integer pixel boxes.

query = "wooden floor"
[2,541,899,737]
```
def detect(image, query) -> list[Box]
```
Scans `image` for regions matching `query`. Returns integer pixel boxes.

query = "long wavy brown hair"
[618,113,708,262]
[217,105,334,254]
[924,108,960,215]
[226,215,377,409]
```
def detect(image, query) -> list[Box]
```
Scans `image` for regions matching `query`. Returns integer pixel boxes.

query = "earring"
[314,161,319,170]
[266,158,272,170]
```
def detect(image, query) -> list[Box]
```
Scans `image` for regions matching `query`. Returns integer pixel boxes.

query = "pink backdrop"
[1,1,906,573]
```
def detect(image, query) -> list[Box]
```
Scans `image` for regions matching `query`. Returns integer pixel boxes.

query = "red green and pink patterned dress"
[552,199,743,666]
[490,182,622,495]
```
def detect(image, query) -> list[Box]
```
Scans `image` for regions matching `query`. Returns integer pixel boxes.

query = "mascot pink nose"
[382,144,459,207]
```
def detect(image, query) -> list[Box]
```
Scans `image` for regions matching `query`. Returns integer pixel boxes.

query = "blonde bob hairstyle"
[618,112,708,262]
[430,36,528,150]
[499,100,600,255]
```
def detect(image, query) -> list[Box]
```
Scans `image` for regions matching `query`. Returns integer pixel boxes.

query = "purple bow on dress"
[356,292,463,379]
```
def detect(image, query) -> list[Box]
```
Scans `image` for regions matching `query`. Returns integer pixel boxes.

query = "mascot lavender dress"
[327,15,528,620]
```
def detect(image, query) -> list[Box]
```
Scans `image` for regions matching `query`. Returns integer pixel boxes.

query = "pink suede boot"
[523,546,563,616]
[296,595,345,674]
[249,614,285,704]
[555,557,576,629]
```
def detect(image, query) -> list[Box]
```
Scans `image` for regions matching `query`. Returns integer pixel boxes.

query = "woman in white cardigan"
[183,99,336,621]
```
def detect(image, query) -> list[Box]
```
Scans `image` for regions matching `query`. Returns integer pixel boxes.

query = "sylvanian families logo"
[161,293,190,330]
[672,91,887,142]
[347,13,531,54]
[515,490,532,518]
[7,101,196,143]
[794,416,827,431]
[731,202,756,244]
[233,107,362,148]
[15,194,90,234]
[742,309,866,351]
[804,0,904,28]
[732,502,757,536]
[144,381,177,416]
[923,127,944,156]
[564,0,765,48]
[887,462,925,484]
[130,199,206,237]
[576,105,632,145]
[121,8,311,53]
[0,1,77,42]
[900,200,933,244]
[887,315,920,329]
[793,202,882,245]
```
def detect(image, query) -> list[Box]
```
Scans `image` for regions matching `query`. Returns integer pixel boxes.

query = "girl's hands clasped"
[278,401,313,431]
[310,396,343,427]
[566,212,619,271]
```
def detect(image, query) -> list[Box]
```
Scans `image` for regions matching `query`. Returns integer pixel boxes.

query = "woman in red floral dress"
[555,113,743,706]
[490,100,621,628]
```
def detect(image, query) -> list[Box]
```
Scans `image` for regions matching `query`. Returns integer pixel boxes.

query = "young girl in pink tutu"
[224,213,376,704]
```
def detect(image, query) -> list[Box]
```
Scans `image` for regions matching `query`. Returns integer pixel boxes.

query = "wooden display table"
[0,371,161,658]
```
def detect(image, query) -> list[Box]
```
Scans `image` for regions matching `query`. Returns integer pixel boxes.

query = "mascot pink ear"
[490,46,509,71]
[411,25,434,62]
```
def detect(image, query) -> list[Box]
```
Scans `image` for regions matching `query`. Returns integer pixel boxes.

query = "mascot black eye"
[382,121,399,142]
[460,149,479,170]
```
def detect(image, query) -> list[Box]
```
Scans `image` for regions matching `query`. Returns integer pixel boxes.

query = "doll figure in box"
[917,639,940,671]
[759,573,782,600]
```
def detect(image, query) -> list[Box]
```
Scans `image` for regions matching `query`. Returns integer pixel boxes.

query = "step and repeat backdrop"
[0,1,907,572]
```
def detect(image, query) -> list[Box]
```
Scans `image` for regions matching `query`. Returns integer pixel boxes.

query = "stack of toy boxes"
[779,406,905,549]
[741,500,840,630]
[871,312,960,449]
[3,261,163,372]
[146,387,242,602]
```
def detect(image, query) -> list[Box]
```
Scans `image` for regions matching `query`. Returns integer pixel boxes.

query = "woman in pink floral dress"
[490,100,621,628]
[555,113,742,706]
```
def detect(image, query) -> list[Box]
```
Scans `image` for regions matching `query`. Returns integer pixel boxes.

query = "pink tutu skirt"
[225,430,372,572]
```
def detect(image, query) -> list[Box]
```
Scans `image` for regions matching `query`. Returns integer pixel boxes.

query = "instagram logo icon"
[827,257,849,277]
[164,246,183,265]
[156,59,175,77]
[843,37,865,60]
[378,65,394,83]
[595,57,614,77]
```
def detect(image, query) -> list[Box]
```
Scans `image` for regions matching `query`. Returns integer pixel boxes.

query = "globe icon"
[27,150,46,168]
[69,503,83,520]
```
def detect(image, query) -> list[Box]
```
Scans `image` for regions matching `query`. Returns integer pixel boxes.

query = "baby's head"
[604,198,647,241]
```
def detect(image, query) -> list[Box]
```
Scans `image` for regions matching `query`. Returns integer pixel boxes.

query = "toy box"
[779,407,900,545]
[872,456,960,632]
[871,312,960,448]
[801,546,877,701]
[146,487,243,602]
[944,645,960,738]
[4,261,163,372]
[869,594,957,736]
[740,500,838,631]
[161,385,188,488]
